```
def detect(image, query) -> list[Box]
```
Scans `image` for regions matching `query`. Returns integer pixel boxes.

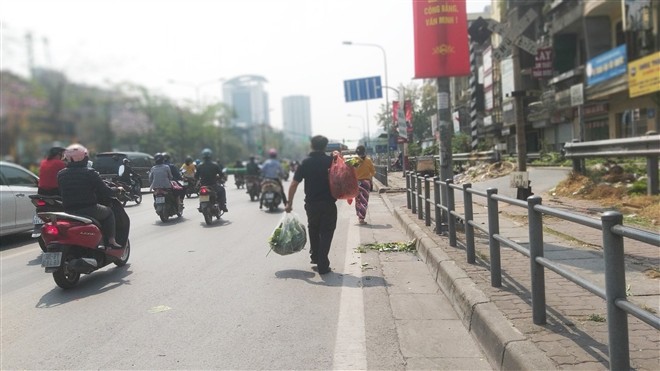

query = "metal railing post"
[463,183,475,263]
[411,173,417,214]
[446,179,456,247]
[527,196,547,325]
[601,211,630,371]
[424,176,431,226]
[487,188,501,287]
[405,171,411,209]
[417,174,424,221]
[434,177,442,235]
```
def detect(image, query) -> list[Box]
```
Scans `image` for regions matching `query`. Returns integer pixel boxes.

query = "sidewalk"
[375,173,660,370]
[356,188,492,370]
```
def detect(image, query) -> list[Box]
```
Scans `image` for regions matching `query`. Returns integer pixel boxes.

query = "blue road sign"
[343,76,383,102]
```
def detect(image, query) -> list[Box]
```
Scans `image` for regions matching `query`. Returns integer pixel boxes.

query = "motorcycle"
[153,187,183,222]
[198,183,225,225]
[245,175,260,201]
[29,194,64,252]
[234,174,245,189]
[182,176,199,198]
[259,178,282,211]
[39,197,130,289]
[116,176,142,206]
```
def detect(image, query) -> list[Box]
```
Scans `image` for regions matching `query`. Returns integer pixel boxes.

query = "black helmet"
[122,158,130,164]
[185,156,193,163]
[201,148,212,159]
[47,146,66,159]
[162,152,170,161]
[154,153,164,164]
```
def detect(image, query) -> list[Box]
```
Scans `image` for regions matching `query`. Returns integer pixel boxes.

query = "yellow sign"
[628,51,660,98]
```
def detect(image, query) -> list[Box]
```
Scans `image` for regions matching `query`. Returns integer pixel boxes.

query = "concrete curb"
[378,190,556,370]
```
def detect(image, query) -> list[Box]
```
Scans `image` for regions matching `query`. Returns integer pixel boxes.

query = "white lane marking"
[332,217,367,370]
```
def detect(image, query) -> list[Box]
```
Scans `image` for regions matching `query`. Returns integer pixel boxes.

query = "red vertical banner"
[412,0,470,78]
[392,100,400,133]
[404,100,413,141]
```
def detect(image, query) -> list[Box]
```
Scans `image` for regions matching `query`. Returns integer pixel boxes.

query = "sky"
[1,0,491,144]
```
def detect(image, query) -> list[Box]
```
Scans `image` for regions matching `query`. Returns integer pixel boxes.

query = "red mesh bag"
[329,151,358,204]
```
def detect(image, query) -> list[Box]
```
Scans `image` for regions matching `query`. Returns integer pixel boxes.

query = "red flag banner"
[392,100,400,133]
[404,100,413,134]
[412,0,470,78]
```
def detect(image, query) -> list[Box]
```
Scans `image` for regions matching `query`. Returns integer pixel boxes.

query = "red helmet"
[64,144,88,162]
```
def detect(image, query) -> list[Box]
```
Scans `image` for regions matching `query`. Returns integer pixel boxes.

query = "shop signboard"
[532,47,553,78]
[628,51,660,98]
[586,44,627,86]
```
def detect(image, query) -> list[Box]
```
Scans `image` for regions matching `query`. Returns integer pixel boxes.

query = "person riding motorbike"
[246,156,260,176]
[118,158,139,191]
[260,149,287,205]
[180,157,196,179]
[149,152,175,197]
[161,152,185,204]
[180,157,197,191]
[57,144,123,249]
[37,146,66,196]
[195,148,228,212]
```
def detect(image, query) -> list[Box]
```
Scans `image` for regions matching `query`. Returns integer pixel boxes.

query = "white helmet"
[64,144,88,162]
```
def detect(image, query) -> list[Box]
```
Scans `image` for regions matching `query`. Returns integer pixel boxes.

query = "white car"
[0,161,39,237]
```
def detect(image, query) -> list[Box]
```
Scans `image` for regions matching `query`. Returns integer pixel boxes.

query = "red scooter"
[39,198,131,289]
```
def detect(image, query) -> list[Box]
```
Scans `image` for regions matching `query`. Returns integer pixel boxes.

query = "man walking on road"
[285,135,337,275]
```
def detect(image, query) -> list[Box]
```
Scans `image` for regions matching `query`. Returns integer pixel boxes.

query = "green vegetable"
[355,239,417,253]
[268,216,307,256]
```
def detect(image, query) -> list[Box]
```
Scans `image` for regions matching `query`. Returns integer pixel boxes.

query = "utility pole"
[437,77,453,229]
[512,44,527,173]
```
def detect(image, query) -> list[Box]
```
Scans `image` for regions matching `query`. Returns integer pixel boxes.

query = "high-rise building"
[222,75,270,128]
[282,95,311,142]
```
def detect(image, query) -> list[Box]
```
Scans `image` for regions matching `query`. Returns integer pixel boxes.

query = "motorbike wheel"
[123,200,128,207]
[114,240,130,267]
[134,193,142,204]
[53,253,81,289]
[38,237,47,252]
[203,209,213,225]
[159,211,169,222]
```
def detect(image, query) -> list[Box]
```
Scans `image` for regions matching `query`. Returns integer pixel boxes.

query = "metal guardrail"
[374,165,388,187]
[404,171,660,371]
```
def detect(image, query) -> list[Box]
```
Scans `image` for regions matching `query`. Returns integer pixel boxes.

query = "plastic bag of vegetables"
[268,212,307,256]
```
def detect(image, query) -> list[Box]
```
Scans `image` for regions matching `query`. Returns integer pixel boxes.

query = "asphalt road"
[1,180,410,370]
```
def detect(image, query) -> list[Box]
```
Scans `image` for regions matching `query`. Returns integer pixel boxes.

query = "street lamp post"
[347,114,367,147]
[168,78,225,110]
[342,41,390,170]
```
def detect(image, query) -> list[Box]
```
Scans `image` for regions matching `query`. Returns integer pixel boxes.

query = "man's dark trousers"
[304,200,337,272]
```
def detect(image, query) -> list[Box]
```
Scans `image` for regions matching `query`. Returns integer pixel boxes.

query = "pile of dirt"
[454,161,515,184]
[554,171,659,226]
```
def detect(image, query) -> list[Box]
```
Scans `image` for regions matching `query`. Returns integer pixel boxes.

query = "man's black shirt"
[246,161,260,176]
[293,151,336,203]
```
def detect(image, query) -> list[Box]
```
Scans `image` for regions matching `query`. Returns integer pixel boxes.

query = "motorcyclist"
[260,148,287,205]
[118,158,139,192]
[57,144,122,249]
[180,157,196,180]
[37,146,66,196]
[195,148,228,212]
[149,153,176,202]
[246,156,260,176]
[162,152,185,204]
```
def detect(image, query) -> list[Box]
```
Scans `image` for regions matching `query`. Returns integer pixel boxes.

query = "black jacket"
[195,160,223,186]
[58,160,114,211]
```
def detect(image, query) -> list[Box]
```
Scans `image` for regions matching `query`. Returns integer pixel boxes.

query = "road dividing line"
[332,218,367,370]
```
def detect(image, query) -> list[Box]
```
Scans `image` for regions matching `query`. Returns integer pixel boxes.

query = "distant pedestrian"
[354,145,375,224]
[285,135,337,275]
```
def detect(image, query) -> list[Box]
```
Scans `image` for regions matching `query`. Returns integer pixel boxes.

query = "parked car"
[0,161,39,237]
[92,152,154,188]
